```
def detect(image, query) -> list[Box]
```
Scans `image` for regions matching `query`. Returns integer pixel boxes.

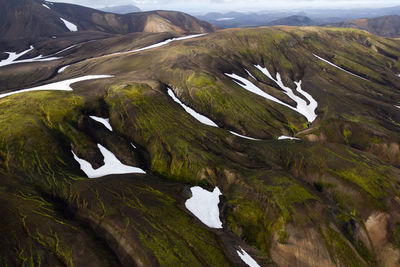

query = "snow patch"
[229,131,261,141]
[278,135,300,141]
[60,18,78,32]
[0,46,60,68]
[57,65,69,73]
[313,54,368,81]
[226,73,292,108]
[226,69,318,123]
[254,65,318,123]
[168,88,260,140]
[72,144,146,178]
[237,248,260,267]
[0,75,113,99]
[130,143,137,149]
[185,186,223,229]
[167,88,218,127]
[216,17,235,21]
[110,34,207,56]
[0,46,65,68]
[89,116,113,131]
[42,3,51,9]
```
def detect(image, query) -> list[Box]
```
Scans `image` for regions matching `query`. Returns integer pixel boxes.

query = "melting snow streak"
[168,88,260,140]
[255,65,318,123]
[167,88,218,127]
[313,54,368,81]
[110,34,207,56]
[0,46,60,68]
[229,131,261,141]
[185,186,223,229]
[278,136,300,141]
[72,144,146,178]
[226,66,318,123]
[237,248,260,267]
[0,75,113,99]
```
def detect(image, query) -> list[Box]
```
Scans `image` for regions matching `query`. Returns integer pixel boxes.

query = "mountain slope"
[1,26,400,266]
[326,15,400,37]
[0,0,216,40]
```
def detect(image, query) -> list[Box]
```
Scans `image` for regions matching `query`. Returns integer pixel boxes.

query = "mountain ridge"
[326,14,400,37]
[0,0,217,41]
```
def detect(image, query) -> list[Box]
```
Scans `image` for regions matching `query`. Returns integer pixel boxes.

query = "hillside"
[326,15,400,37]
[1,23,400,266]
[0,0,216,41]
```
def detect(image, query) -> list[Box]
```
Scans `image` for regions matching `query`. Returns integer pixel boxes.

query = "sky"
[49,0,400,13]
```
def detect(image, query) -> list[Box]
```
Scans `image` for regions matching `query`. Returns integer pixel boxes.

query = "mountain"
[267,15,314,26]
[1,22,400,266]
[326,15,400,37]
[0,0,216,41]
[99,5,141,14]
[197,11,295,28]
[196,6,400,28]
[2,0,400,265]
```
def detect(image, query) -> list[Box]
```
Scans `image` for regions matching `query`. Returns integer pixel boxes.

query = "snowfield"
[313,54,368,81]
[60,18,78,32]
[237,248,260,267]
[90,116,113,131]
[72,144,146,178]
[185,186,223,229]
[0,75,113,99]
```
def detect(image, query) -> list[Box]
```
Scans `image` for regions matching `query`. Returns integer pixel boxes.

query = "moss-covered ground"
[1,26,400,266]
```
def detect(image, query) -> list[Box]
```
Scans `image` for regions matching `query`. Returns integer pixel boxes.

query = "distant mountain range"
[196,6,400,28]
[267,15,314,26]
[0,0,216,41]
[326,15,400,38]
[99,4,141,14]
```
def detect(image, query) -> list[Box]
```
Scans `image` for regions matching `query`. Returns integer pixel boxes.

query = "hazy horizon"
[49,0,400,13]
